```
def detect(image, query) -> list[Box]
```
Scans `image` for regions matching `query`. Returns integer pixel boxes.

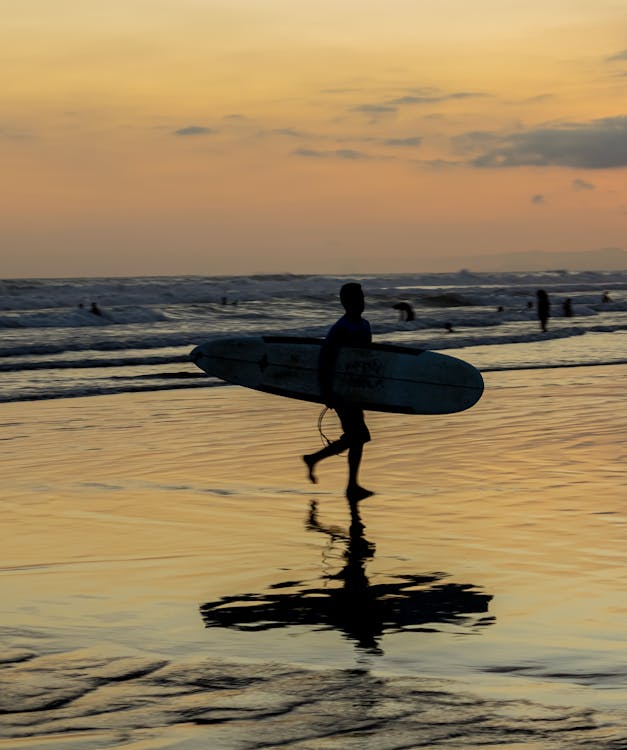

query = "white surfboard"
[190,336,483,415]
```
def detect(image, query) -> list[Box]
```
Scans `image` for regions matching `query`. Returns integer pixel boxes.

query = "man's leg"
[304,407,373,499]
[304,439,347,484]
[347,443,363,487]
[346,442,373,501]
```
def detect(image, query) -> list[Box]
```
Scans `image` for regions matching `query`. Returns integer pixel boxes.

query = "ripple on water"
[1,645,627,749]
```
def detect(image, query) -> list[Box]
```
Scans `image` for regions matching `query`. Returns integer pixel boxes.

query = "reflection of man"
[307,499,380,652]
[199,499,494,651]
[303,283,373,502]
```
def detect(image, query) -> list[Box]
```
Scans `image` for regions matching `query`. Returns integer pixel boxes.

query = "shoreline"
[2,355,626,406]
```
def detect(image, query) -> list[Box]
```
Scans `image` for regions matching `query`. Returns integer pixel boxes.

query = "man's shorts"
[336,405,371,447]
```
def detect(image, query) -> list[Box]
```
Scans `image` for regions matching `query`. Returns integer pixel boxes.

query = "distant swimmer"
[536,289,550,332]
[602,291,611,303]
[90,302,103,316]
[563,298,573,317]
[392,301,415,322]
[303,283,373,503]
[444,322,455,333]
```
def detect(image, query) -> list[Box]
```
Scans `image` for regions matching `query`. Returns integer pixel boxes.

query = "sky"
[2,0,627,277]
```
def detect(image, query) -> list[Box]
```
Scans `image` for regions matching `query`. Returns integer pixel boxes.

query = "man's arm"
[318,318,370,406]
[318,326,341,407]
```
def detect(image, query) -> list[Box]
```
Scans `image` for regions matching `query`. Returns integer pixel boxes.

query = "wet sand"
[2,365,627,748]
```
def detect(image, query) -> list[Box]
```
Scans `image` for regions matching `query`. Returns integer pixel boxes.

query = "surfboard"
[190,336,483,415]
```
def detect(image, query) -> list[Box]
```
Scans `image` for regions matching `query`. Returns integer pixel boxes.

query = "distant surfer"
[393,301,415,321]
[90,302,103,316]
[563,298,573,317]
[602,291,611,303]
[536,289,550,332]
[303,283,374,503]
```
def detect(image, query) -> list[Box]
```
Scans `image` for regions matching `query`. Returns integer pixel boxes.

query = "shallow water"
[3,648,626,749]
[2,366,626,747]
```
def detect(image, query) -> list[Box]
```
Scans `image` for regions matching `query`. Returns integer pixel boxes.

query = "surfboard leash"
[318,406,333,446]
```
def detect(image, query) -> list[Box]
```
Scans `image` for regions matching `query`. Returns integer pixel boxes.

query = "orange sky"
[2,0,627,276]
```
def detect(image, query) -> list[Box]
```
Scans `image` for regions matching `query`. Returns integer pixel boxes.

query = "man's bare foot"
[346,484,374,502]
[303,455,317,484]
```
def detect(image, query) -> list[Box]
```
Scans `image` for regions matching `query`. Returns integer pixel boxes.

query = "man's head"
[340,282,364,316]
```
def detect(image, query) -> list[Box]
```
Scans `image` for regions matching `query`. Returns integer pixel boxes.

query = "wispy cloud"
[272,128,310,138]
[388,91,484,106]
[173,126,216,136]
[451,130,500,154]
[531,194,545,204]
[606,48,627,62]
[465,116,627,169]
[352,88,486,116]
[521,94,555,104]
[382,136,422,147]
[321,87,370,94]
[292,148,374,160]
[418,158,464,169]
[260,127,317,139]
[222,114,252,122]
[0,123,34,140]
[572,178,595,191]
[351,104,398,114]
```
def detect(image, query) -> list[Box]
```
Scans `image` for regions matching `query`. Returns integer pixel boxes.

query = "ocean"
[1,270,626,403]
[2,270,627,748]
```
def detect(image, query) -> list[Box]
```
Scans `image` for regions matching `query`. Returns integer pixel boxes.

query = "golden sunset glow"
[3,0,627,275]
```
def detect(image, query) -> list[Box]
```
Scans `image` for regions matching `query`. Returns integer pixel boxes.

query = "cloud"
[467,116,627,169]
[0,123,34,140]
[173,126,216,136]
[292,148,325,158]
[388,91,484,106]
[321,87,368,94]
[572,178,595,190]
[292,148,373,160]
[352,89,485,116]
[382,136,422,147]
[351,104,398,114]
[607,49,627,62]
[418,158,464,169]
[336,148,370,160]
[452,130,501,154]
[266,128,314,139]
[531,194,545,204]
[521,94,555,104]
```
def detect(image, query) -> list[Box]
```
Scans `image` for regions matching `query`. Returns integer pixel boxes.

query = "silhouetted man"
[303,283,373,502]
[536,289,550,332]
[393,301,415,321]
[563,298,573,317]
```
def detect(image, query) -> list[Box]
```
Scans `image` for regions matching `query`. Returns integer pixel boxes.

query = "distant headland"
[419,247,627,273]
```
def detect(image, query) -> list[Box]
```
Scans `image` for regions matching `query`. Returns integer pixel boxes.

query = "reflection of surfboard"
[190,336,483,415]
